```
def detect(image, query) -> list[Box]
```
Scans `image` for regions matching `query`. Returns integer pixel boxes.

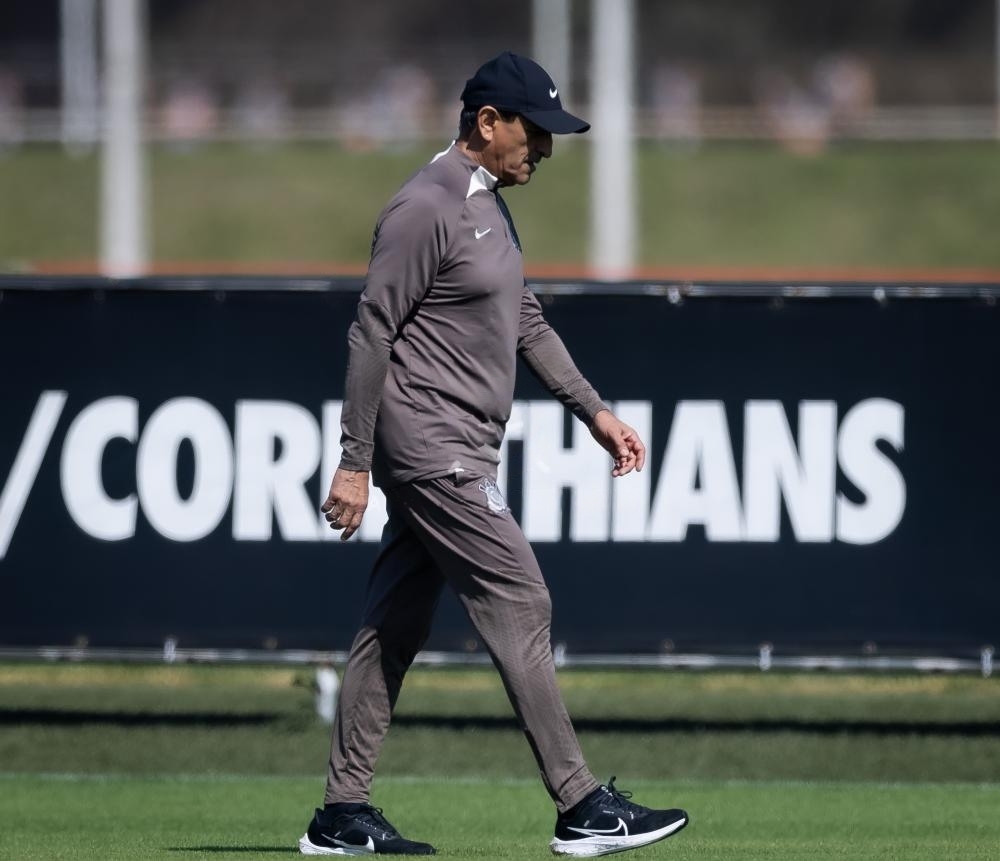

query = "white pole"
[61,0,99,151]
[532,0,572,104]
[100,0,148,277]
[589,0,636,279]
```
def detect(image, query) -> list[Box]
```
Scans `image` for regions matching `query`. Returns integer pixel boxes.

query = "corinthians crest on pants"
[478,477,510,514]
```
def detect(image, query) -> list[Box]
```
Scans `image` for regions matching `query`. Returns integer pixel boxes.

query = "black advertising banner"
[1,279,997,656]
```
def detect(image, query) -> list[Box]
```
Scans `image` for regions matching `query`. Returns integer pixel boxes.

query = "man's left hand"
[589,409,646,477]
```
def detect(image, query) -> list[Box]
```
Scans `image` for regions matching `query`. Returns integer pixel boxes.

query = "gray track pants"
[324,473,598,812]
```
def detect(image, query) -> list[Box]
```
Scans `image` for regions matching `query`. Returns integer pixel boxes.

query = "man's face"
[490,114,553,187]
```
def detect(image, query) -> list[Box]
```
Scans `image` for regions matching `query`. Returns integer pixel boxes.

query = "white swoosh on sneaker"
[567,818,628,838]
[474,227,492,239]
[333,835,375,852]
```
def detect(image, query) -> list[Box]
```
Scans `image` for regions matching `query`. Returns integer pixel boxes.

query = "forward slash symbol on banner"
[0,390,67,561]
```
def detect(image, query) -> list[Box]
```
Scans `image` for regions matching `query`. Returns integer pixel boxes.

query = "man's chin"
[500,169,535,187]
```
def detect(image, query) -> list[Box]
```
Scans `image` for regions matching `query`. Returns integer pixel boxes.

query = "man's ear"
[476,106,500,143]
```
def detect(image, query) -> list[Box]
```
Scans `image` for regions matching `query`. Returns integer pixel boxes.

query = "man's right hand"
[321,468,370,541]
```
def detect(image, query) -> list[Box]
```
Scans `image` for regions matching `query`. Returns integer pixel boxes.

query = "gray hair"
[458,106,518,140]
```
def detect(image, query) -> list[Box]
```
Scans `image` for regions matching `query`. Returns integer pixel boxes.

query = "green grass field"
[2,141,1000,273]
[2,664,1000,858]
[3,665,1000,782]
[2,774,999,861]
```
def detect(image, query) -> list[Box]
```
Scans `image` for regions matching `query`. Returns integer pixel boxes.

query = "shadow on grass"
[0,709,282,726]
[166,848,297,854]
[392,714,1000,737]
[4,708,1000,737]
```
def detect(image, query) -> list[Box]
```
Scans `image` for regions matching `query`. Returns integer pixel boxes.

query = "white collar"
[467,164,499,198]
[431,142,499,198]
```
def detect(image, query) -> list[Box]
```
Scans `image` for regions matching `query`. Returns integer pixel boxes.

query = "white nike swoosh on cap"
[549,87,558,99]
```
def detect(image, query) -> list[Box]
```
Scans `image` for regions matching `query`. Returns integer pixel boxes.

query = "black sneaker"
[550,777,688,857]
[298,803,436,856]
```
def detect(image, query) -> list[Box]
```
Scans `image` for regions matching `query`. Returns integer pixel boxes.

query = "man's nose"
[535,133,553,159]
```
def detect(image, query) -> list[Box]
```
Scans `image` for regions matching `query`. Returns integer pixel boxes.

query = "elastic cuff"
[337,460,371,473]
[583,403,611,427]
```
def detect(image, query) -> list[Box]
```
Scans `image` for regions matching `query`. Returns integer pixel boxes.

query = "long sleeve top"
[339,143,607,489]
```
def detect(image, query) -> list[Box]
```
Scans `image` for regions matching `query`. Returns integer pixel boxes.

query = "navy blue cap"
[460,51,590,135]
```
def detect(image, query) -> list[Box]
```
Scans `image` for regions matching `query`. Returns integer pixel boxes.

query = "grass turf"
[2,665,1000,782]
[3,666,1000,857]
[1,774,998,860]
[2,141,1000,271]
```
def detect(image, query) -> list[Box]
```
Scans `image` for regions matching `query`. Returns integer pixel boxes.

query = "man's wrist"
[337,461,371,475]
[587,405,612,428]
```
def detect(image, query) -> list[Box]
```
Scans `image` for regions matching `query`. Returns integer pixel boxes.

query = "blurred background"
[2,6,1000,858]
[1,0,999,277]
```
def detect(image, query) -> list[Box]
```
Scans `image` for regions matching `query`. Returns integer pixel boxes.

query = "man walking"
[299,52,688,857]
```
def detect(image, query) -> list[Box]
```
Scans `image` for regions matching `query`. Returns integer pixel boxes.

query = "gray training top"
[339,143,608,489]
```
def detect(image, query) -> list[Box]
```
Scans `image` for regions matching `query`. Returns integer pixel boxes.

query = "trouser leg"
[324,506,444,804]
[391,476,598,812]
